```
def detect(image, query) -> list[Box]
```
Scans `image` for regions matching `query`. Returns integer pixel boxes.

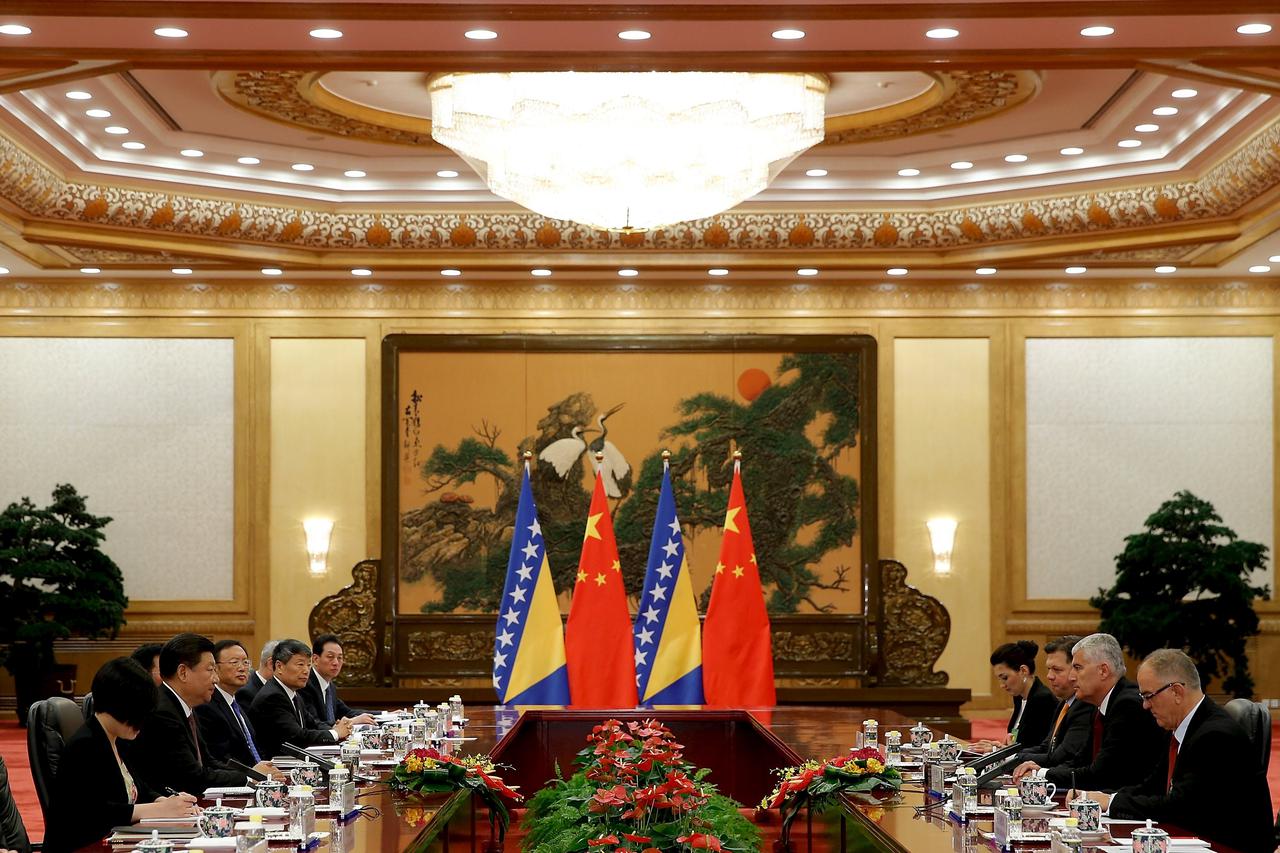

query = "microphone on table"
[966,743,1024,789]
[280,742,336,769]
[227,757,269,781]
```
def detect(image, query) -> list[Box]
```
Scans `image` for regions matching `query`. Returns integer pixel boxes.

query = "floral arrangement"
[522,719,760,853]
[763,747,902,848]
[390,747,523,837]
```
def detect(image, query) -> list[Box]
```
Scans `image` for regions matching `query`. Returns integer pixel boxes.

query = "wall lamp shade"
[303,518,334,576]
[926,518,958,575]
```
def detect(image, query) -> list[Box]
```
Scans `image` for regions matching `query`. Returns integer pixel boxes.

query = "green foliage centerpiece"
[390,747,523,840]
[522,718,760,853]
[763,748,902,850]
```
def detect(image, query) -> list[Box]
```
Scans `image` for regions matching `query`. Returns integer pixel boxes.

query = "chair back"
[1224,697,1271,771]
[26,695,85,824]
[81,691,95,719]
[0,754,31,853]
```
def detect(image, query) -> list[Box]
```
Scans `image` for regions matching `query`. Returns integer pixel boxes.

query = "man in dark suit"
[196,639,277,773]
[1077,649,1274,853]
[236,639,278,708]
[129,633,277,795]
[248,638,354,759]
[1016,632,1163,792]
[300,634,374,726]
[129,643,163,686]
[1013,635,1095,777]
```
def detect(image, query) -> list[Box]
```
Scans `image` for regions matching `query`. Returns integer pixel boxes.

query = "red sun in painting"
[737,368,771,401]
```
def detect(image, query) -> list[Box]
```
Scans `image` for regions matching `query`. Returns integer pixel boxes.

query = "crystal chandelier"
[429,71,828,232]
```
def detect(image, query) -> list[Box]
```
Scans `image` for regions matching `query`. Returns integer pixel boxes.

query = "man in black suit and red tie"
[248,638,354,759]
[1074,649,1274,853]
[196,639,278,774]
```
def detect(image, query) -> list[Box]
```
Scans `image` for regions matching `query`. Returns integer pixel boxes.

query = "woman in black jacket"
[991,640,1058,748]
[43,658,198,853]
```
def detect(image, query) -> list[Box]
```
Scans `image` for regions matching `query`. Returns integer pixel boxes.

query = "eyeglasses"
[219,659,252,669]
[1138,681,1184,702]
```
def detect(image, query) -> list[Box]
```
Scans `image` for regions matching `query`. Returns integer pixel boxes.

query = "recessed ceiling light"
[261,268,283,276]
[618,30,651,40]
[180,148,203,157]
[926,27,959,39]
[1065,266,1087,275]
[1004,153,1028,163]
[772,29,806,40]
[85,108,111,118]
[898,167,921,177]
[171,268,193,275]
[617,268,639,277]
[796,268,819,276]
[154,27,188,38]
[464,29,498,40]
[1155,266,1177,274]
[975,267,997,275]
[1060,146,1084,155]
[0,267,9,274]
[309,27,344,39]
[1152,106,1179,116]
[104,126,129,135]
[441,268,463,277]
[886,267,909,276]
[1249,264,1271,273]
[351,268,373,277]
[950,161,973,170]
[1117,139,1142,148]
[805,168,828,177]
[1171,89,1198,99]
[1237,23,1272,35]
[436,169,459,178]
[708,268,729,276]
[121,141,146,150]
[80,267,101,274]
[1134,123,1159,132]
[344,169,366,178]
[65,91,92,100]
[0,24,32,36]
[1080,25,1115,37]
[237,156,260,165]
[531,268,553,277]
[1270,255,1280,262]
[291,163,314,171]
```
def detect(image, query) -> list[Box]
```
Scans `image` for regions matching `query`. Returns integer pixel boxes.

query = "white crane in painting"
[539,425,593,477]
[588,403,630,498]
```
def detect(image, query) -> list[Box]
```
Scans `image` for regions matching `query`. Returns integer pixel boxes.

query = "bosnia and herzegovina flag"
[493,460,570,705]
[634,460,704,704]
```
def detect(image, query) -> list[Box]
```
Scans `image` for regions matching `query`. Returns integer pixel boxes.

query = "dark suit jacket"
[1018,696,1095,769]
[1008,676,1058,747]
[247,677,337,758]
[195,688,261,767]
[300,670,360,725]
[1110,697,1275,853]
[236,671,268,708]
[1045,677,1164,792]
[128,683,245,794]
[44,715,158,853]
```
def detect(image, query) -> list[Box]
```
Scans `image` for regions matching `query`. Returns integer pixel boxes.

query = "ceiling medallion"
[429,71,828,232]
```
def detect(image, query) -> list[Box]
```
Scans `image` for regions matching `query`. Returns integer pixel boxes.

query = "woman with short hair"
[990,640,1058,748]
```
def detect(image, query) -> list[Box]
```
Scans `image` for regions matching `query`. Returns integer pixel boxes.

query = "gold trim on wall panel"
[366,330,381,558]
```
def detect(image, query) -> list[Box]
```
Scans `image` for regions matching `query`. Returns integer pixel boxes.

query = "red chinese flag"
[702,459,776,705]
[564,469,638,707]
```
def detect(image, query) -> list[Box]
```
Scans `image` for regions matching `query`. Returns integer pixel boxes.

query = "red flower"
[623,835,651,844]
[586,836,619,847]
[676,834,723,850]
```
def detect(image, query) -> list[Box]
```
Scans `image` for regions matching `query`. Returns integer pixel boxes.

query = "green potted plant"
[1091,490,1269,698]
[0,484,129,725]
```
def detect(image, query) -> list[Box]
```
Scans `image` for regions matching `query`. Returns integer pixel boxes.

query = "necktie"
[231,699,262,762]
[1166,736,1178,792]
[1050,702,1070,748]
[292,693,304,725]
[1090,709,1104,760]
[187,713,202,765]
[325,685,336,725]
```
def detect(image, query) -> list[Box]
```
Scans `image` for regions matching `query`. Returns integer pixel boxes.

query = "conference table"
[100,705,1230,853]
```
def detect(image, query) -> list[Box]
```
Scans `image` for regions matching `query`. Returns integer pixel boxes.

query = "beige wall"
[268,338,368,644]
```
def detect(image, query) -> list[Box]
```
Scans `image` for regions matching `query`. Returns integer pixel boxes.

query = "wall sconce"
[303,518,334,576]
[926,518,957,575]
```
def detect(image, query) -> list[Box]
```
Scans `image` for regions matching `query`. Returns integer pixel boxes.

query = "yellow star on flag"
[750,552,757,564]
[611,559,621,571]
[723,505,741,534]
[583,512,603,541]
[715,561,725,574]
[733,565,745,578]
[594,573,607,586]
[577,570,588,583]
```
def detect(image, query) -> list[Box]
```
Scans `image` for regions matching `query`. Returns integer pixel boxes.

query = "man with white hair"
[1013,632,1162,791]
[1075,649,1274,853]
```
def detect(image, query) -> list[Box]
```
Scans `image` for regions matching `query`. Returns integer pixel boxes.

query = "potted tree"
[0,484,129,725]
[1091,490,1269,698]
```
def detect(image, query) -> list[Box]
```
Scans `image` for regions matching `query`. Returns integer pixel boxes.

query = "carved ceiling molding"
[3,277,1280,314]
[56,245,223,265]
[211,68,1035,150]
[1,113,1279,257]
[1054,245,1201,263]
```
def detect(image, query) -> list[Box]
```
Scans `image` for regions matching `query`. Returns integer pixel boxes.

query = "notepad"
[203,786,254,796]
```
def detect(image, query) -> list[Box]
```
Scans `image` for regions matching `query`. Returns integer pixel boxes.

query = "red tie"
[188,714,202,765]
[1166,736,1178,792]
[1090,710,1103,760]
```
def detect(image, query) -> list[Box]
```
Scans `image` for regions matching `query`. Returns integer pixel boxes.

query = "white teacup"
[1018,775,1056,805]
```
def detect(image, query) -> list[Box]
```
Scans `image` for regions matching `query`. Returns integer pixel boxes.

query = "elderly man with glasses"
[1072,648,1274,853]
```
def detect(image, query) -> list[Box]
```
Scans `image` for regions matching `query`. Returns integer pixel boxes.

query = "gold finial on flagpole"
[661,449,671,460]
[661,449,671,470]
[595,451,605,461]
[523,449,533,461]
[732,449,743,460]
